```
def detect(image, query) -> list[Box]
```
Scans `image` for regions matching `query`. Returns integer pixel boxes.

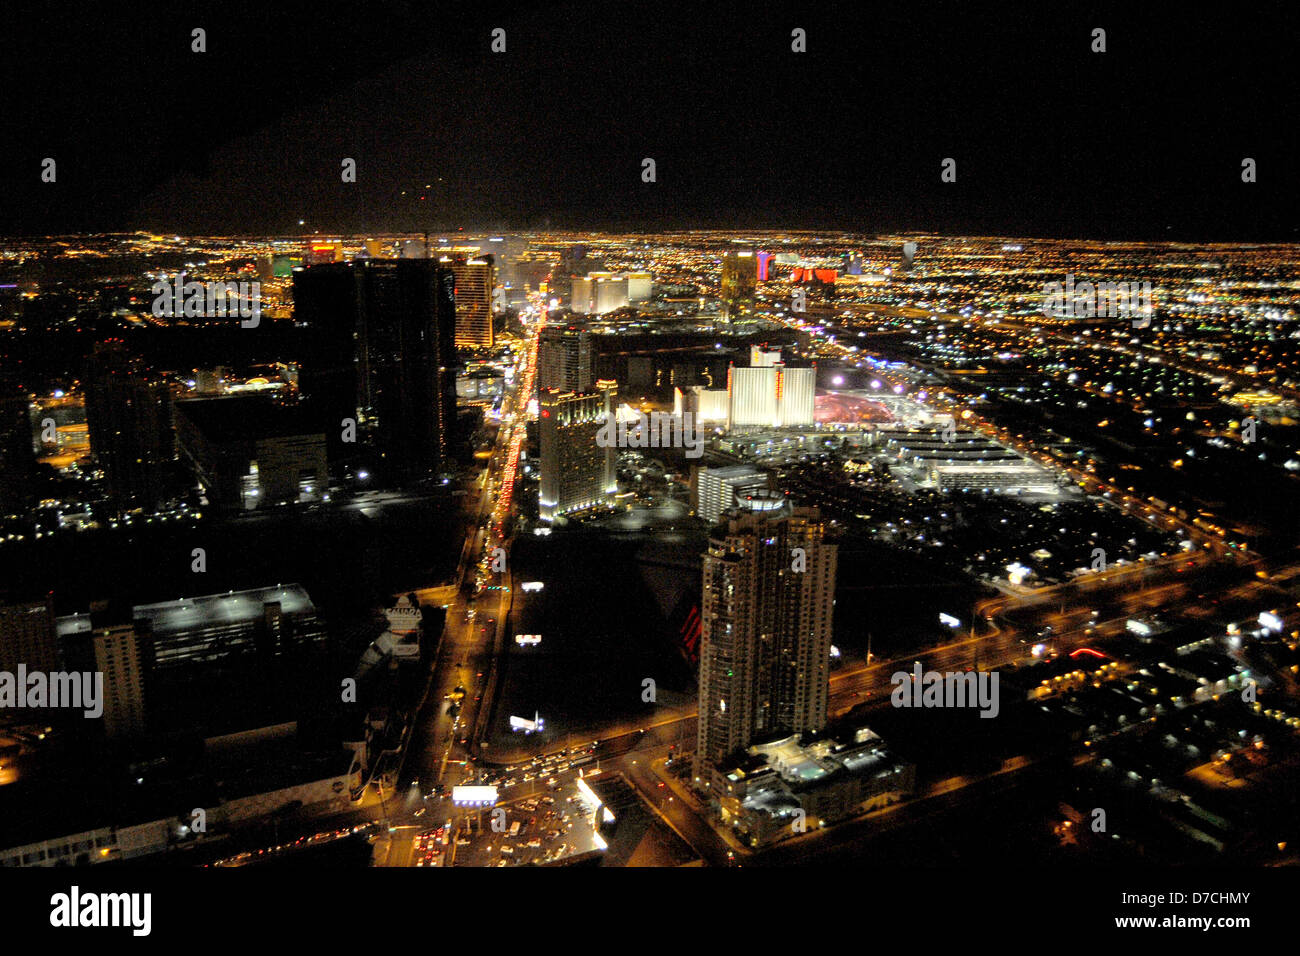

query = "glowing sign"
[451,785,498,807]
[1259,612,1284,633]
[509,712,544,734]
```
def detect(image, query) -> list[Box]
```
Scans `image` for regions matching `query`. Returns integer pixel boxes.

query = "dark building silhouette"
[538,325,594,393]
[174,396,328,513]
[57,585,327,737]
[84,341,174,512]
[0,593,60,676]
[0,381,35,517]
[294,259,457,484]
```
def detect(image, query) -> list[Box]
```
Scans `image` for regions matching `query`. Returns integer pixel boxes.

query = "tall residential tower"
[694,507,837,791]
[0,381,35,517]
[84,342,175,513]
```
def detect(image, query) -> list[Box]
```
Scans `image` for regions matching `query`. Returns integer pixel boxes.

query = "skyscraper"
[592,274,629,314]
[551,245,604,303]
[294,259,456,483]
[571,276,593,313]
[570,273,629,315]
[538,382,617,522]
[538,326,594,393]
[726,349,816,430]
[56,598,148,738]
[727,366,778,428]
[84,341,175,513]
[720,250,757,319]
[694,507,837,790]
[626,272,653,303]
[0,381,35,517]
[90,622,147,739]
[0,594,60,676]
[449,255,495,350]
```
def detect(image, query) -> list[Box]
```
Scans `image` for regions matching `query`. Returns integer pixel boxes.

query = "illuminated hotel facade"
[449,256,495,349]
[695,464,769,524]
[571,273,630,315]
[538,381,618,521]
[694,507,837,789]
[674,385,729,424]
[726,346,815,430]
[720,250,757,309]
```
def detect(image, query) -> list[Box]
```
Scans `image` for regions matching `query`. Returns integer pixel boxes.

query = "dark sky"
[2,0,1297,240]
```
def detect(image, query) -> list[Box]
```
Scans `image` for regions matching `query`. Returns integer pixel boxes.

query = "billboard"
[451,785,498,807]
[509,712,544,734]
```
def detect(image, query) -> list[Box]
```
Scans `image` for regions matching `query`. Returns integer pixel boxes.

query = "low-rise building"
[174,396,327,512]
[711,726,916,848]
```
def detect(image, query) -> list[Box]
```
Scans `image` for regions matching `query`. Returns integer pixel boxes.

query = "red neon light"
[1070,647,1108,660]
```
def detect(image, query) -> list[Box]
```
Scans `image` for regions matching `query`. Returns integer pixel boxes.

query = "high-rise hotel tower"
[694,507,837,791]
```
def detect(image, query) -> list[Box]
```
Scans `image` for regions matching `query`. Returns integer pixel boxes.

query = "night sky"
[3,0,1297,240]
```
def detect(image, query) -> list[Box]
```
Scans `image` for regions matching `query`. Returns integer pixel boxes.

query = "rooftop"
[175,396,322,442]
[57,585,317,638]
